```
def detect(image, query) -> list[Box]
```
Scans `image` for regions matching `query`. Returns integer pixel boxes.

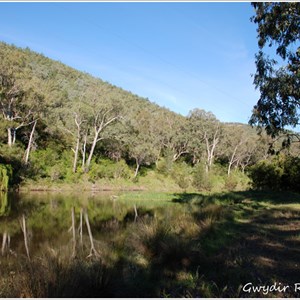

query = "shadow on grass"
[172,190,300,206]
[171,190,300,297]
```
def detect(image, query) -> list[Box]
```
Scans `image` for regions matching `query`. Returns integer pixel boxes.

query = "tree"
[84,98,122,172]
[249,2,300,137]
[0,72,26,146]
[187,109,221,172]
[125,109,160,178]
[220,124,259,175]
[152,109,190,162]
[58,98,89,173]
[0,71,44,166]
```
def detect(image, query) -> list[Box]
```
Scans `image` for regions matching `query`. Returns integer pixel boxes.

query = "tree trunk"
[7,128,12,147]
[227,162,233,176]
[73,133,80,173]
[227,145,239,176]
[24,120,37,165]
[71,207,76,257]
[1,232,7,255]
[81,134,87,171]
[84,210,99,257]
[21,214,30,260]
[134,159,140,178]
[12,129,16,145]
[85,130,99,172]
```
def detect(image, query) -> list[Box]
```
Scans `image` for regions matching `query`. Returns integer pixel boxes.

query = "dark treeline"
[0,42,299,191]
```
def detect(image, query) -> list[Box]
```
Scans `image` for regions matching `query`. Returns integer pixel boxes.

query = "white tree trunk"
[7,128,12,147]
[85,131,99,171]
[134,159,140,178]
[81,134,87,171]
[24,120,37,165]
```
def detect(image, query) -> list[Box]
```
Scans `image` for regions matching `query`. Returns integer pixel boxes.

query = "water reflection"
[0,192,10,216]
[0,191,185,260]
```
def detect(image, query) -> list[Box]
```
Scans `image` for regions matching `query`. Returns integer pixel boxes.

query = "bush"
[89,159,131,181]
[192,163,213,191]
[248,154,300,192]
[224,175,238,191]
[30,148,60,179]
[281,156,300,192]
[0,164,12,190]
[249,159,283,190]
[170,162,192,190]
[156,150,174,175]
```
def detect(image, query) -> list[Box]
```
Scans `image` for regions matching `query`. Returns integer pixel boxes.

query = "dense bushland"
[0,42,300,192]
[249,154,300,192]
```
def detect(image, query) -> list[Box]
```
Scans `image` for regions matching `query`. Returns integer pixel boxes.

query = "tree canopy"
[250,2,300,137]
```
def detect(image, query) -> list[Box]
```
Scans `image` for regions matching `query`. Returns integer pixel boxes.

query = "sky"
[0,2,260,124]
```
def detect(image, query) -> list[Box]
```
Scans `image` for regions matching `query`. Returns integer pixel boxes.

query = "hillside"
[0,42,177,119]
[0,41,298,192]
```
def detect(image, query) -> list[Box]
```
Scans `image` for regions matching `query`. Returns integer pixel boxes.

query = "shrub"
[0,164,12,191]
[156,150,174,175]
[170,162,192,190]
[192,163,213,191]
[281,156,300,192]
[249,159,283,190]
[114,159,132,179]
[224,174,238,191]
[30,148,60,179]
[248,154,300,192]
[89,159,131,181]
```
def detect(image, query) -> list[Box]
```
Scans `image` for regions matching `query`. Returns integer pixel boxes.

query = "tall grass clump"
[1,254,113,298]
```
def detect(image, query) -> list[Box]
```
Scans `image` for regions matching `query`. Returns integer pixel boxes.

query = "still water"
[0,191,190,259]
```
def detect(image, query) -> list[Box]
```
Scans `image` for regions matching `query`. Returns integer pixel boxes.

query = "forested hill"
[0,41,169,118]
[1,41,298,191]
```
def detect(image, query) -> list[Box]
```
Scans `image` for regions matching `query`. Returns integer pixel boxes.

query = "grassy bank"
[18,168,251,194]
[1,190,300,297]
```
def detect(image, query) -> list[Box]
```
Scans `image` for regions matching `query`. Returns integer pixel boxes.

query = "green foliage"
[89,159,132,181]
[224,174,238,191]
[29,148,60,179]
[249,159,283,191]
[0,164,12,190]
[250,3,300,136]
[192,163,213,191]
[0,42,274,191]
[156,154,173,176]
[281,156,300,192]
[0,192,10,216]
[170,162,192,190]
[249,154,300,192]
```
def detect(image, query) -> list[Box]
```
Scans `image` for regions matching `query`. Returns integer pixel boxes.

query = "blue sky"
[0,2,259,123]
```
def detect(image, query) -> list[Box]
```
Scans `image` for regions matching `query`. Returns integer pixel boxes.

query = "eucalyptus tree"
[0,72,26,147]
[250,2,300,138]
[187,109,222,172]
[167,115,191,162]
[57,98,90,173]
[84,97,123,172]
[0,71,44,165]
[125,109,161,178]
[221,124,259,175]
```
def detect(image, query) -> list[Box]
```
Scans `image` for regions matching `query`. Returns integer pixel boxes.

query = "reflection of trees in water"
[0,192,161,262]
[0,192,10,217]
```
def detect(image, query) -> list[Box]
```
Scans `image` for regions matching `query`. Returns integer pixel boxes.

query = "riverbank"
[17,171,189,193]
[16,169,250,194]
